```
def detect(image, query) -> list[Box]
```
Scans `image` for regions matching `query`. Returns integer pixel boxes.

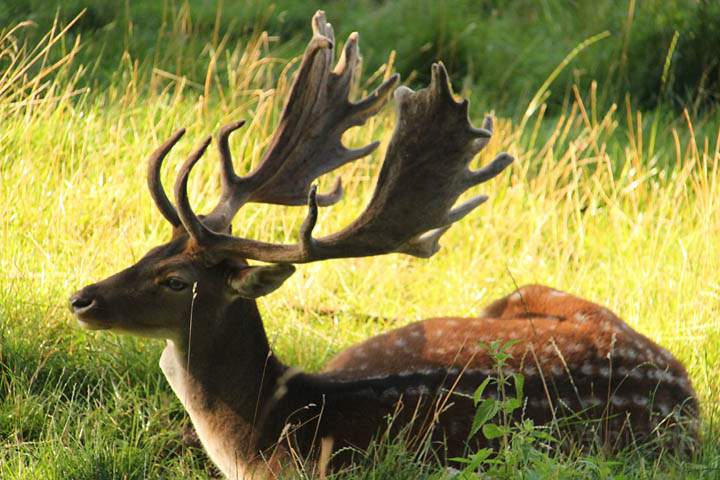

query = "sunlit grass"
[1,13,719,479]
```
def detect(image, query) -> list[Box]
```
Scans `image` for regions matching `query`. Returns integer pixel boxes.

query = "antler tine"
[174,136,216,246]
[202,10,400,233]
[217,120,246,193]
[147,128,186,227]
[203,120,250,231]
[203,61,513,264]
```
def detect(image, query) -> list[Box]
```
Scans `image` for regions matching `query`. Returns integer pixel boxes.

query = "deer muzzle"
[69,286,110,330]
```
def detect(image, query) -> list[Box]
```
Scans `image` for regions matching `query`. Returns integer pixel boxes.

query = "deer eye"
[161,277,189,292]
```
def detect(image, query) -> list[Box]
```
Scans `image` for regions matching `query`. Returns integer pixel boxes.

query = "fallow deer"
[69,11,698,479]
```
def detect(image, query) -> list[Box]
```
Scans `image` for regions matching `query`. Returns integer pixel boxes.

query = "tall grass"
[3,1,719,114]
[1,9,719,479]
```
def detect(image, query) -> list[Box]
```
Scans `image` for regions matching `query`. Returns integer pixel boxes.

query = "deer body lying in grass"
[69,12,698,479]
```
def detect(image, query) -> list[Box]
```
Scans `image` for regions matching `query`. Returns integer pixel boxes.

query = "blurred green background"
[2,0,719,118]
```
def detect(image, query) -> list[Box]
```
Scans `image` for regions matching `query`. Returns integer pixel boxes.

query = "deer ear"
[227,264,295,299]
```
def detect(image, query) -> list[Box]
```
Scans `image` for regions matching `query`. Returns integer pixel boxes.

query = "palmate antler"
[153,11,514,263]
[148,11,399,231]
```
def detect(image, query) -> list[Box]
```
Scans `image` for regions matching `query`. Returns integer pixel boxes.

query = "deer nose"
[69,291,97,314]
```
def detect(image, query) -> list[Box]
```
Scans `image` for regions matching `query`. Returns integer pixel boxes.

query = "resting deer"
[69,11,698,479]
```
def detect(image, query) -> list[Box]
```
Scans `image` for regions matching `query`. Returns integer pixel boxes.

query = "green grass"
[1,5,720,479]
[2,0,719,115]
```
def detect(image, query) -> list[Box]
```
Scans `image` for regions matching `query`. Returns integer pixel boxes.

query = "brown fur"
[71,244,699,479]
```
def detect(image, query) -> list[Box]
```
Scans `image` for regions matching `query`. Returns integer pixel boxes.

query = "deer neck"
[159,298,288,479]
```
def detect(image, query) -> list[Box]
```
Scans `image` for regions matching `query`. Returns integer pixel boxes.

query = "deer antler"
[174,62,513,263]
[147,128,186,227]
[147,11,398,232]
[203,11,399,231]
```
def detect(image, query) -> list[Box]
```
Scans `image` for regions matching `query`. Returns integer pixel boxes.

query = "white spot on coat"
[405,386,419,396]
[574,312,589,323]
[381,387,399,400]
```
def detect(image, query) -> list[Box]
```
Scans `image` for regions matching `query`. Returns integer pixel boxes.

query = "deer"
[69,11,698,479]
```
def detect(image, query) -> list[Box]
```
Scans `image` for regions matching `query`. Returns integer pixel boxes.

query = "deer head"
[68,11,513,343]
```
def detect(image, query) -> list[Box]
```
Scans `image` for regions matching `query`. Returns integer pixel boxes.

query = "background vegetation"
[1,0,718,478]
[2,0,720,114]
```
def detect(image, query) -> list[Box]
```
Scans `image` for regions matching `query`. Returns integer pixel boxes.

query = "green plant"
[451,340,556,478]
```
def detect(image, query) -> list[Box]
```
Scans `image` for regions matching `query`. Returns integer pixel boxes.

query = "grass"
[2,0,719,115]
[1,6,720,479]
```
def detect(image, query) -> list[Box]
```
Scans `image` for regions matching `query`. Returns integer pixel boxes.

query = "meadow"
[1,1,719,478]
